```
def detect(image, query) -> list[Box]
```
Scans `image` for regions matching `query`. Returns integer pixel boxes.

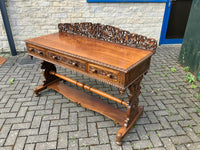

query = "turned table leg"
[34,61,58,96]
[116,75,144,145]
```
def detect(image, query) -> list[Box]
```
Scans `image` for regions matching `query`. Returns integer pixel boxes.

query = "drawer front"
[88,64,119,82]
[27,45,46,57]
[48,52,86,71]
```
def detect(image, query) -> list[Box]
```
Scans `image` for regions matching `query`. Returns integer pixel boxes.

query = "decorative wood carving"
[58,22,157,52]
[89,65,118,81]
[33,61,58,96]
[124,75,143,127]
[48,52,86,71]
[116,75,143,146]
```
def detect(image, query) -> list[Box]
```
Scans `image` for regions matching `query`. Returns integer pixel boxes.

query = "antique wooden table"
[25,23,157,145]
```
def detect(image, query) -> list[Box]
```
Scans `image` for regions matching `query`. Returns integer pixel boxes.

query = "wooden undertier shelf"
[48,81,126,126]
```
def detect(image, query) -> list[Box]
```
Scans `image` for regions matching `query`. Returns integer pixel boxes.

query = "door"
[159,0,192,45]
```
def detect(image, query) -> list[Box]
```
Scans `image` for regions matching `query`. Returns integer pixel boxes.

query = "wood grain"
[25,32,153,71]
[48,81,126,126]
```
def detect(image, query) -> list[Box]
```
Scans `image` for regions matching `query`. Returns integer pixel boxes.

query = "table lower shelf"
[48,81,126,126]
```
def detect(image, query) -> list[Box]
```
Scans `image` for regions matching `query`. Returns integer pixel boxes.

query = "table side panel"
[125,57,151,87]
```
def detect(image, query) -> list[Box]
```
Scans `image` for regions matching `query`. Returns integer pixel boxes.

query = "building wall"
[0,0,165,52]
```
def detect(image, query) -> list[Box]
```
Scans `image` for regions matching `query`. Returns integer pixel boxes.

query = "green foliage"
[71,137,76,140]
[168,110,173,116]
[9,78,14,85]
[131,143,133,148]
[162,65,166,69]
[171,67,176,73]
[154,89,160,94]
[189,125,193,128]
[196,94,200,99]
[195,108,200,113]
[184,66,190,72]
[191,83,197,89]
[161,73,167,77]
[185,73,196,83]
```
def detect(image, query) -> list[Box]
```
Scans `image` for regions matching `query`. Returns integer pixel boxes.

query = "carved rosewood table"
[25,23,157,145]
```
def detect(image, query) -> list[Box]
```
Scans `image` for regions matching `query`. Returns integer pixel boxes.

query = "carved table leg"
[34,61,58,96]
[116,75,144,145]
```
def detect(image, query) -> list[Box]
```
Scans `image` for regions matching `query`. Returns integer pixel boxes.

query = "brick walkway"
[0,45,200,150]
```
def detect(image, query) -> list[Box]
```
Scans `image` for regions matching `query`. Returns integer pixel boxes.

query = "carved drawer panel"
[28,45,46,57]
[88,64,118,81]
[48,52,86,71]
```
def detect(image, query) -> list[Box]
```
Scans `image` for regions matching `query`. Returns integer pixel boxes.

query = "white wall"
[0,0,165,52]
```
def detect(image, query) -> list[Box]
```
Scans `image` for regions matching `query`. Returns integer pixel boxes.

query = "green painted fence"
[179,0,200,81]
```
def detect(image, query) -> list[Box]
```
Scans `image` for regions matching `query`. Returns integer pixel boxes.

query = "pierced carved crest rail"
[58,22,157,52]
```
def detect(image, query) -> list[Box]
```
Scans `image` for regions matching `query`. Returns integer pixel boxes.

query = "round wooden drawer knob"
[38,51,43,55]
[29,47,34,52]
[91,69,97,73]
[107,74,113,78]
[72,62,78,66]
[53,56,58,60]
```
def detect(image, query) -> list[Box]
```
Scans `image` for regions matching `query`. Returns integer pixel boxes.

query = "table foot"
[34,84,47,96]
[116,106,144,145]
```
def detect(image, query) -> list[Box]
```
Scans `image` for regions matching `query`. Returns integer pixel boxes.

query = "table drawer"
[28,45,46,57]
[48,52,86,71]
[88,64,119,82]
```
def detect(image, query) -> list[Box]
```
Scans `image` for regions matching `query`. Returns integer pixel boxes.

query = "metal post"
[0,0,17,56]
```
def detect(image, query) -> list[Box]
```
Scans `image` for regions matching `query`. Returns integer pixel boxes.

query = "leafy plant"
[162,65,166,69]
[161,73,167,77]
[131,142,133,148]
[168,110,173,116]
[195,108,200,113]
[184,66,190,72]
[71,137,76,140]
[191,83,197,89]
[185,73,196,83]
[155,89,160,94]
[189,125,193,129]
[196,94,200,99]
[9,78,14,85]
[171,67,176,73]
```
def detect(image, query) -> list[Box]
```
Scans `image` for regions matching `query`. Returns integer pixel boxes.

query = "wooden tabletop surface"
[25,32,153,71]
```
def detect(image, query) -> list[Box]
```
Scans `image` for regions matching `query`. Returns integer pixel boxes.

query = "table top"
[25,32,153,72]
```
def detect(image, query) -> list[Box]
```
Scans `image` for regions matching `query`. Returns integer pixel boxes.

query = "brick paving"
[0,45,200,150]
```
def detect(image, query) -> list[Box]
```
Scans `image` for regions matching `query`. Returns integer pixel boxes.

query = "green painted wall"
[179,0,200,80]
